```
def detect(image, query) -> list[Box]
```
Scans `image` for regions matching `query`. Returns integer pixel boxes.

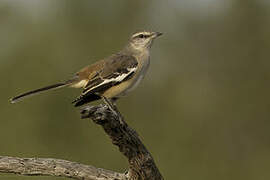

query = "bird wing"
[83,54,138,95]
[72,54,138,106]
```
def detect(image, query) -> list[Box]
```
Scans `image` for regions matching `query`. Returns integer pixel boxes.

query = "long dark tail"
[10,81,72,103]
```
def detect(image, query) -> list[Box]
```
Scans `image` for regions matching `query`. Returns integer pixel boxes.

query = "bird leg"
[101,96,124,124]
[101,96,116,114]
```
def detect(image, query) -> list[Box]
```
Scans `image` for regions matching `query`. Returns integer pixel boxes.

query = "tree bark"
[0,104,164,180]
[0,156,124,180]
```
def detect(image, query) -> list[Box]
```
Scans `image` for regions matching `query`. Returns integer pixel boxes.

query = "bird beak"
[152,32,163,38]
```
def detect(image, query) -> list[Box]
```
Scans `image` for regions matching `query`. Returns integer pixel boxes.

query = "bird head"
[128,31,163,51]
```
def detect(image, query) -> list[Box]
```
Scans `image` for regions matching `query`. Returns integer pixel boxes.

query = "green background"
[1,0,270,179]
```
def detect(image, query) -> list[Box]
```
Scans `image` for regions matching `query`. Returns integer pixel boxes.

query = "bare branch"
[0,156,125,180]
[0,103,163,180]
[81,104,164,180]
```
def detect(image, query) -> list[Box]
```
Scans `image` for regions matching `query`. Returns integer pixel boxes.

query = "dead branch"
[0,104,163,180]
[0,156,124,180]
[81,104,163,180]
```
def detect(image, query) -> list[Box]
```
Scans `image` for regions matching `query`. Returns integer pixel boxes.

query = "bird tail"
[10,79,76,103]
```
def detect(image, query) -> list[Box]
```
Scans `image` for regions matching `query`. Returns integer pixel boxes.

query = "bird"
[10,31,163,108]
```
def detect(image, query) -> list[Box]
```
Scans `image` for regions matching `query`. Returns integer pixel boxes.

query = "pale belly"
[102,58,150,98]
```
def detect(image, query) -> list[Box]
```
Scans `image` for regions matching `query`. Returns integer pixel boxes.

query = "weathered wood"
[0,103,163,180]
[0,156,125,180]
[81,104,164,180]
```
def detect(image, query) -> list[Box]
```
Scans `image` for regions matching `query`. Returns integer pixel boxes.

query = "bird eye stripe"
[135,34,150,38]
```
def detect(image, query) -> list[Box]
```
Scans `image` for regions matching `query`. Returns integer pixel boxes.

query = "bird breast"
[125,57,150,93]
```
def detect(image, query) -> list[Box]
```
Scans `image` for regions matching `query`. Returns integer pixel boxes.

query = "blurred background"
[1,0,270,179]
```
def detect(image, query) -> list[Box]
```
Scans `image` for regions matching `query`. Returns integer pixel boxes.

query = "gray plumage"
[10,31,163,106]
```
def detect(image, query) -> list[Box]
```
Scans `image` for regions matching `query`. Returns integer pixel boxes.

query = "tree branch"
[81,104,163,180]
[0,103,163,180]
[0,156,125,180]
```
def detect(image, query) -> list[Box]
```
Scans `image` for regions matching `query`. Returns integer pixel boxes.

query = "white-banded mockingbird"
[10,31,163,109]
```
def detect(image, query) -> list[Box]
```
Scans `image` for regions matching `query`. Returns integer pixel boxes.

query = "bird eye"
[138,34,145,38]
